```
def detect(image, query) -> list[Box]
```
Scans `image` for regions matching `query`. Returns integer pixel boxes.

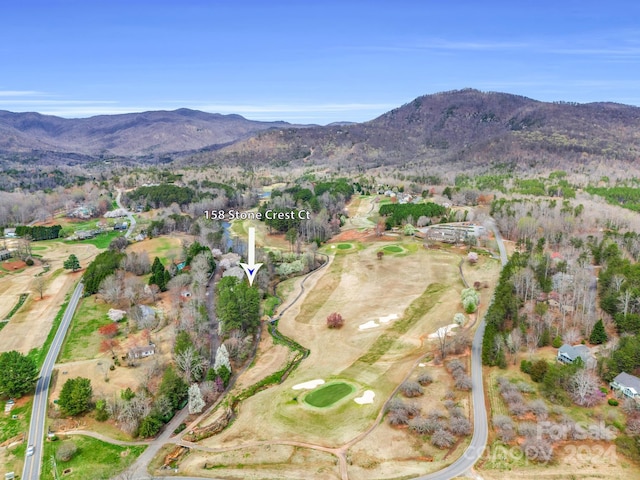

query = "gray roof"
[558,344,593,363]
[613,372,640,393]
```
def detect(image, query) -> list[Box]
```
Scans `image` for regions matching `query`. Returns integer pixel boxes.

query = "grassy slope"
[58,296,112,363]
[41,435,145,480]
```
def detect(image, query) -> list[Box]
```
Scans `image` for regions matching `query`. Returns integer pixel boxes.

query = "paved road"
[415,219,507,480]
[115,189,137,238]
[22,281,84,480]
[65,221,508,480]
[487,218,508,267]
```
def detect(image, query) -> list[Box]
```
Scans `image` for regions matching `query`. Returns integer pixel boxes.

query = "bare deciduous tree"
[176,346,208,383]
[33,275,47,299]
[570,369,602,407]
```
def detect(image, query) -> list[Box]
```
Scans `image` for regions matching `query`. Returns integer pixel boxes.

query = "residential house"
[557,344,596,368]
[0,250,11,261]
[127,344,156,360]
[4,228,16,238]
[610,372,640,399]
[76,230,95,240]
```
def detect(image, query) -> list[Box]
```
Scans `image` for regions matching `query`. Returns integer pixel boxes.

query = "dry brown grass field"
[0,240,99,354]
[186,236,501,479]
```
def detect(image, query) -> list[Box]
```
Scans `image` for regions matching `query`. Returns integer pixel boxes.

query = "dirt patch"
[176,444,340,480]
[330,230,370,242]
[231,322,293,393]
[1,260,27,270]
[0,241,100,354]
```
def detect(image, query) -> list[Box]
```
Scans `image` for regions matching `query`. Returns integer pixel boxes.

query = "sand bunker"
[354,390,375,405]
[359,313,399,330]
[359,321,379,330]
[292,379,325,390]
[418,363,426,367]
[428,324,459,339]
[379,313,399,323]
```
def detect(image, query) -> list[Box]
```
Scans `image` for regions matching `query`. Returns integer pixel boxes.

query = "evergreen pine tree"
[590,319,607,345]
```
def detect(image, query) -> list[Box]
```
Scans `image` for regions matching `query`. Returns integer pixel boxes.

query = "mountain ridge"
[0,108,305,158]
[2,89,640,172]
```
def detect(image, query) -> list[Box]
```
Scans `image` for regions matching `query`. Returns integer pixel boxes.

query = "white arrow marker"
[240,227,262,286]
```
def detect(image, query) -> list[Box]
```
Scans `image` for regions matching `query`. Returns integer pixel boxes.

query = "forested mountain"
[0,108,298,159]
[2,89,640,174]
[186,89,640,172]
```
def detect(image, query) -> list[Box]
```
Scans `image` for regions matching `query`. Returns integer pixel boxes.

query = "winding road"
[43,200,509,480]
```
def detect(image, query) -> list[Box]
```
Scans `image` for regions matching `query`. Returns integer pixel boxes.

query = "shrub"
[431,428,455,448]
[427,409,447,420]
[454,374,472,391]
[326,312,344,329]
[400,381,424,398]
[139,414,163,437]
[386,398,420,417]
[408,416,430,434]
[516,381,535,393]
[530,360,548,382]
[508,400,529,417]
[528,399,549,419]
[522,438,554,463]
[518,422,538,438]
[520,360,532,374]
[552,335,563,348]
[449,416,471,435]
[387,409,409,426]
[121,387,136,401]
[25,258,34,266]
[443,399,456,411]
[417,372,433,386]
[95,399,109,422]
[449,406,465,419]
[446,359,466,374]
[56,441,77,462]
[608,398,619,407]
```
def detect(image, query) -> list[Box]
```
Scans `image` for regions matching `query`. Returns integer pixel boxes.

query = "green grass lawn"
[0,399,32,443]
[304,382,355,408]
[263,295,281,317]
[383,245,403,253]
[147,236,181,264]
[77,231,123,249]
[58,296,113,363]
[41,435,146,480]
[337,243,353,250]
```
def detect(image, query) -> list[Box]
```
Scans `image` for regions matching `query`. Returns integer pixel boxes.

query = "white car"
[26,445,35,456]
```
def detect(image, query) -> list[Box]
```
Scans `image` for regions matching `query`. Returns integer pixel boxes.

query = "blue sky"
[1,0,639,124]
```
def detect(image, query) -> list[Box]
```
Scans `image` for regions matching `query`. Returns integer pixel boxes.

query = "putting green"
[303,382,355,408]
[383,245,403,253]
[337,243,353,250]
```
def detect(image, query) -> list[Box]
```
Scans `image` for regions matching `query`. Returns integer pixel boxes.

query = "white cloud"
[0,90,44,97]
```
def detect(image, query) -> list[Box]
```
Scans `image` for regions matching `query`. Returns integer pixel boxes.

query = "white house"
[611,372,640,399]
[127,344,156,360]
